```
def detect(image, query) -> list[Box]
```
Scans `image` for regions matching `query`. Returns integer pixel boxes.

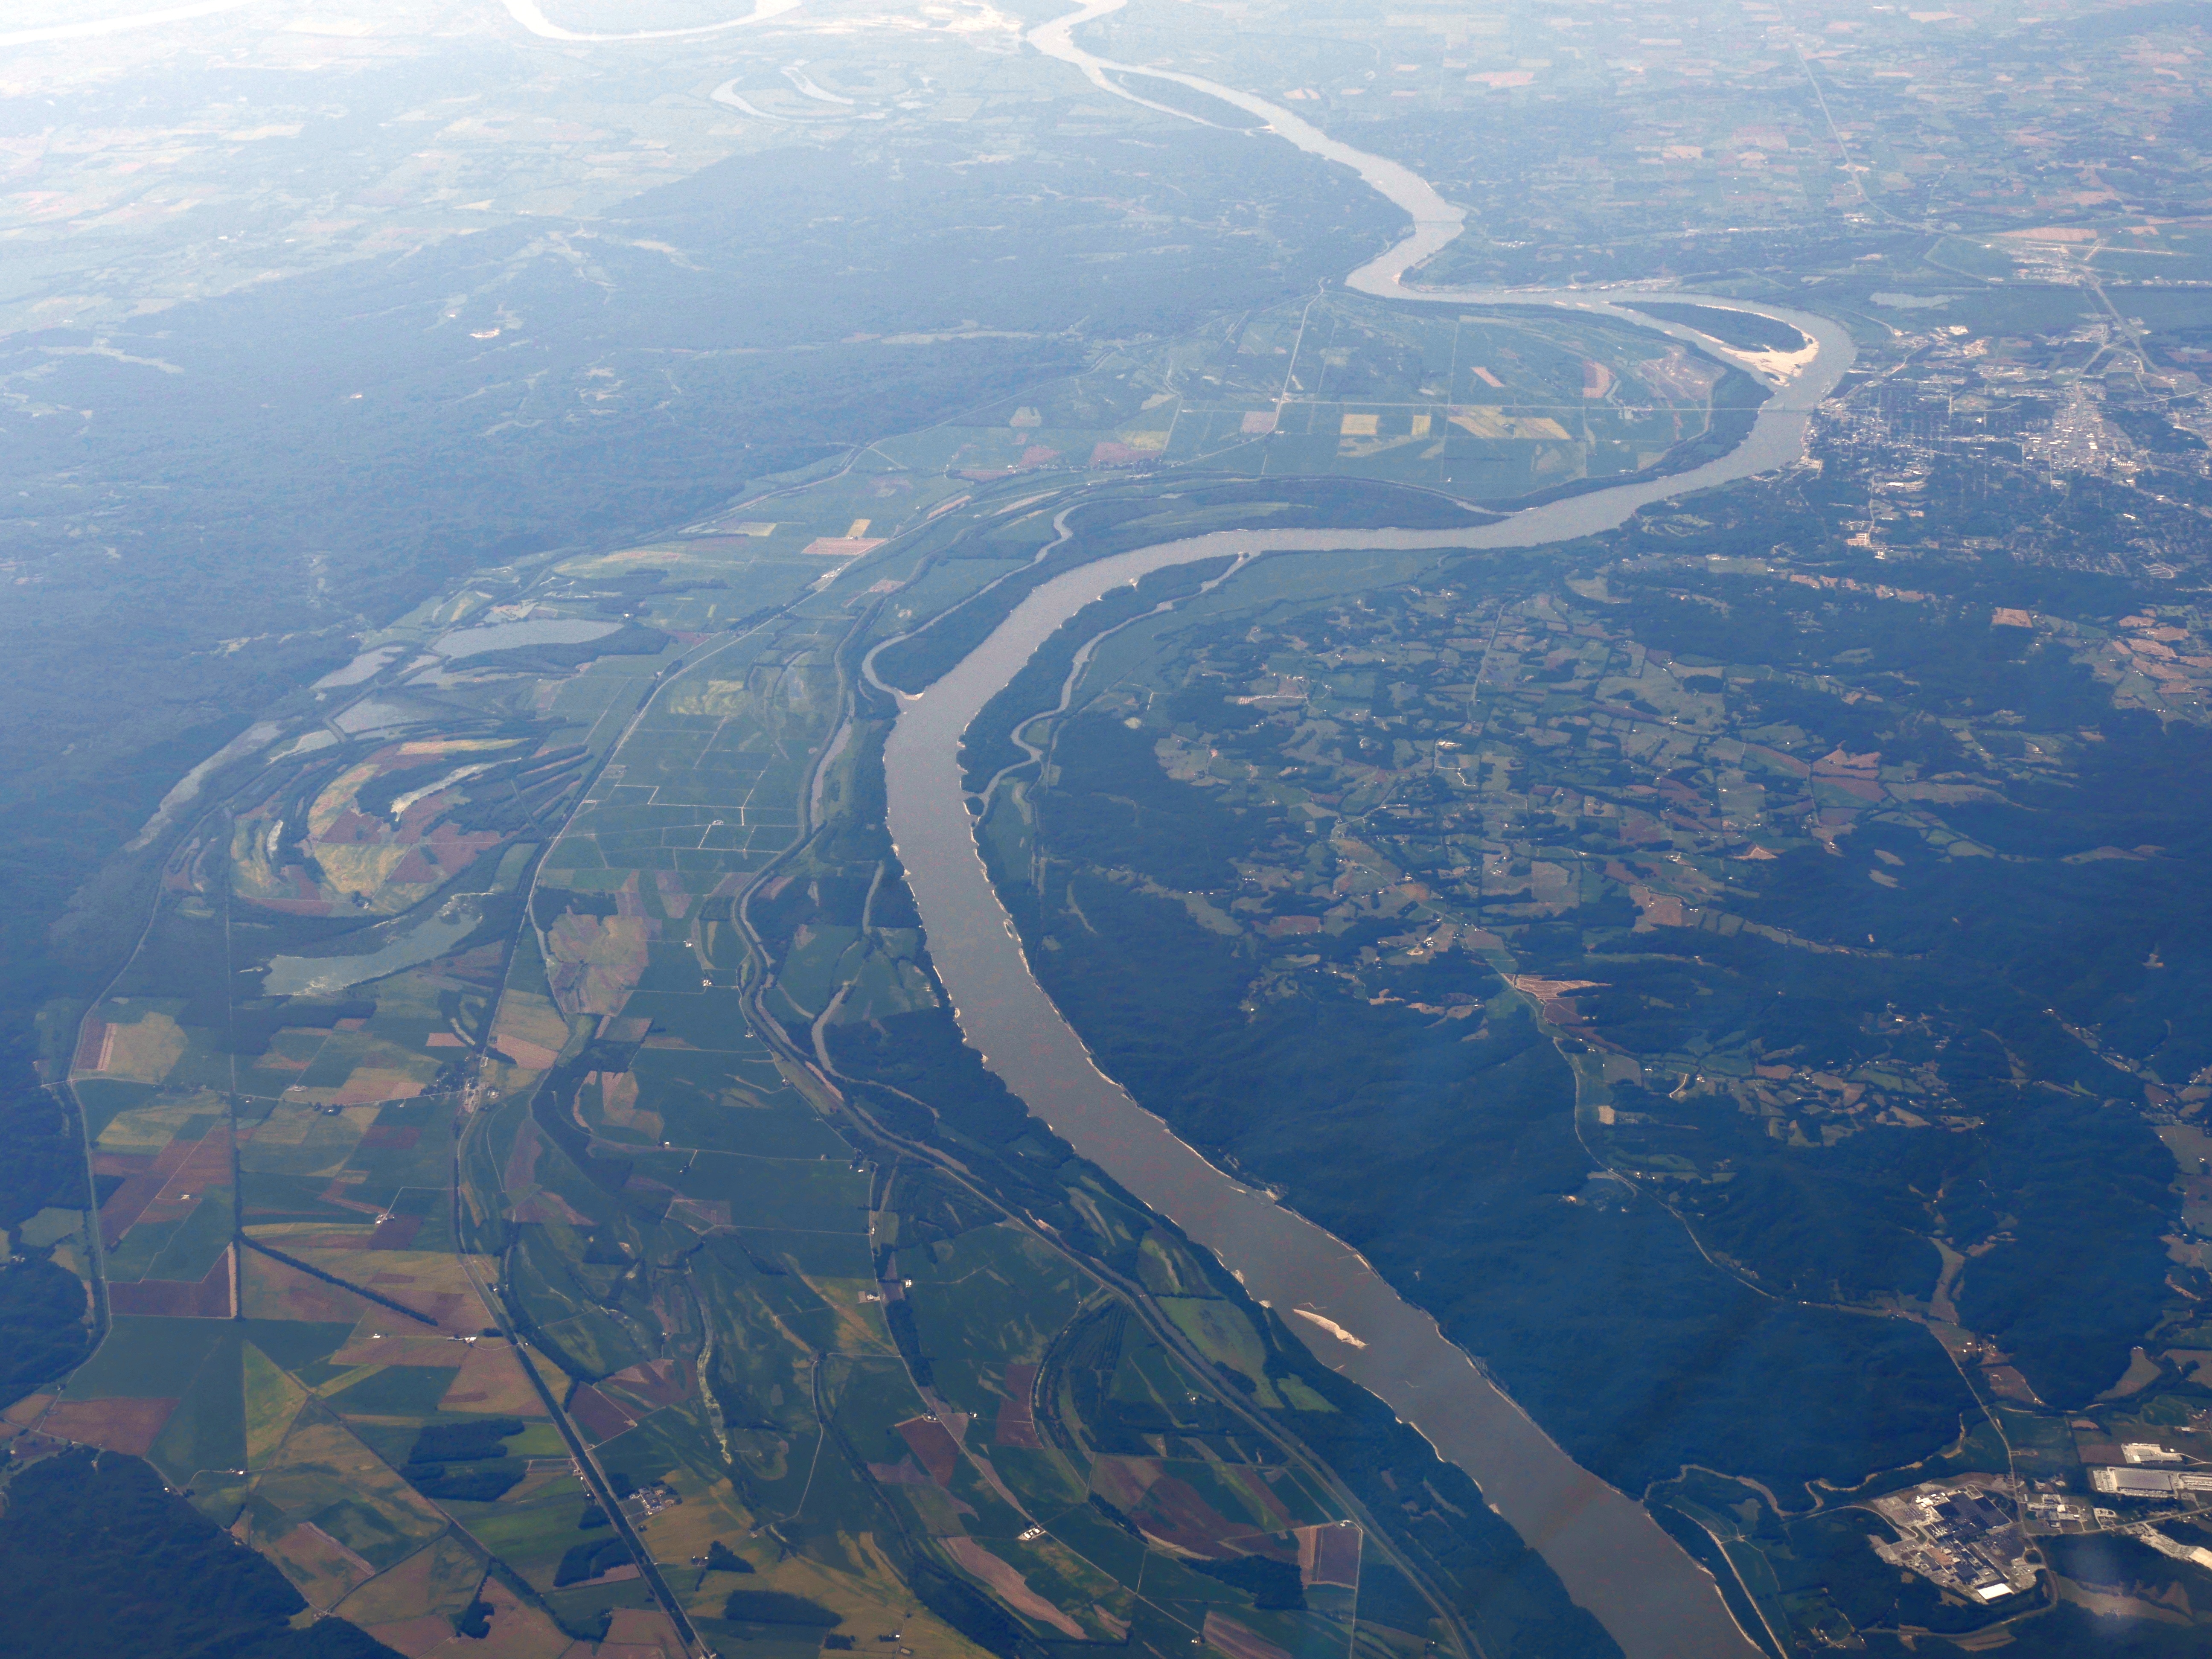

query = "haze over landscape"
[6,4,2212,1658]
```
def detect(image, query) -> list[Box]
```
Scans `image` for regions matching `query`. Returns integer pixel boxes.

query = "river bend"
[880,9,1859,1656]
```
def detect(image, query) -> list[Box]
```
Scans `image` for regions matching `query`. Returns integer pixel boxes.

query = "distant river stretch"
[884,10,1854,1658]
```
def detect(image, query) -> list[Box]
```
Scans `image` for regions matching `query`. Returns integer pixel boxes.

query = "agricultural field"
[22,244,2212,1653]
[1155,298,1762,502]
[863,292,1762,511]
[18,459,1606,1659]
[14,529,846,1657]
[437,513,1593,1658]
[10,3,2212,1656]
[0,260,1900,1653]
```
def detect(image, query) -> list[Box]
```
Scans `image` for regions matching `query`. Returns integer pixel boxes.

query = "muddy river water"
[880,10,1855,1656]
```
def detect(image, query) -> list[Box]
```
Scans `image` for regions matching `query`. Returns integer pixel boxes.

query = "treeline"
[0,1060,93,1412]
[957,557,1234,794]
[0,1449,402,1659]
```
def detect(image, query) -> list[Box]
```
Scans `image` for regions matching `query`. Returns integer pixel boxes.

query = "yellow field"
[665,676,756,719]
[438,1341,550,1417]
[331,1532,486,1652]
[1161,1298,1284,1406]
[681,1529,988,1659]
[86,1010,188,1083]
[409,1571,569,1659]
[309,761,384,837]
[267,1520,378,1611]
[556,543,748,579]
[307,1252,495,1339]
[545,913,652,1016]
[594,1071,663,1140]
[1449,407,1572,440]
[492,990,570,1073]
[95,1092,216,1153]
[244,1342,310,1469]
[796,1275,898,1356]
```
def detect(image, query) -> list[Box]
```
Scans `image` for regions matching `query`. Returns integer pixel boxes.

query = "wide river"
[882,10,1854,1658]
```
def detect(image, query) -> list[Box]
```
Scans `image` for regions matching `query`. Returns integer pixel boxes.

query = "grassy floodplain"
[16,339,1679,1659]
